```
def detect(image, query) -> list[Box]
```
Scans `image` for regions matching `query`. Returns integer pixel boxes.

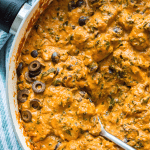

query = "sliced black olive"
[30,99,41,110]
[51,52,60,63]
[25,72,36,83]
[31,50,38,58]
[68,1,77,11]
[54,142,61,150]
[78,16,89,26]
[76,0,85,7]
[28,60,41,72]
[32,81,46,93]
[17,62,23,77]
[29,70,41,77]
[17,89,29,103]
[21,110,32,123]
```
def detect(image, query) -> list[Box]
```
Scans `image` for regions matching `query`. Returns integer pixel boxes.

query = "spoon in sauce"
[97,116,136,150]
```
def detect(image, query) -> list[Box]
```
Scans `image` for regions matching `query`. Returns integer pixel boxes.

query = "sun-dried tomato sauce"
[17,0,150,149]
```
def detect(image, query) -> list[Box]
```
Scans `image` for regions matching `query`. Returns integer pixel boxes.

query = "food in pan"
[17,0,150,149]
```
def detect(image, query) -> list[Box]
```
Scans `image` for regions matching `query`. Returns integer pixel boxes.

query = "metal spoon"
[98,117,136,150]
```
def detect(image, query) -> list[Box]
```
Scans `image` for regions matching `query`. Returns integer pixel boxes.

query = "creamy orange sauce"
[17,0,150,149]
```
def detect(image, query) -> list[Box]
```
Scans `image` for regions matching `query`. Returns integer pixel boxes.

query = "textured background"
[0,0,36,149]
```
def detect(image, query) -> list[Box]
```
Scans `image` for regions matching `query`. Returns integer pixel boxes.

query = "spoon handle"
[102,130,136,150]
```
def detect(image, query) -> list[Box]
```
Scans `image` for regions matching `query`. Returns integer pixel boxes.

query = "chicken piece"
[92,33,113,62]
[77,99,96,115]
[51,114,80,141]
[118,10,135,31]
[71,26,89,46]
[129,26,149,51]
[87,12,107,31]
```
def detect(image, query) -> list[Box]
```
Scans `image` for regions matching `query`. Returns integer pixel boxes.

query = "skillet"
[0,0,148,150]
